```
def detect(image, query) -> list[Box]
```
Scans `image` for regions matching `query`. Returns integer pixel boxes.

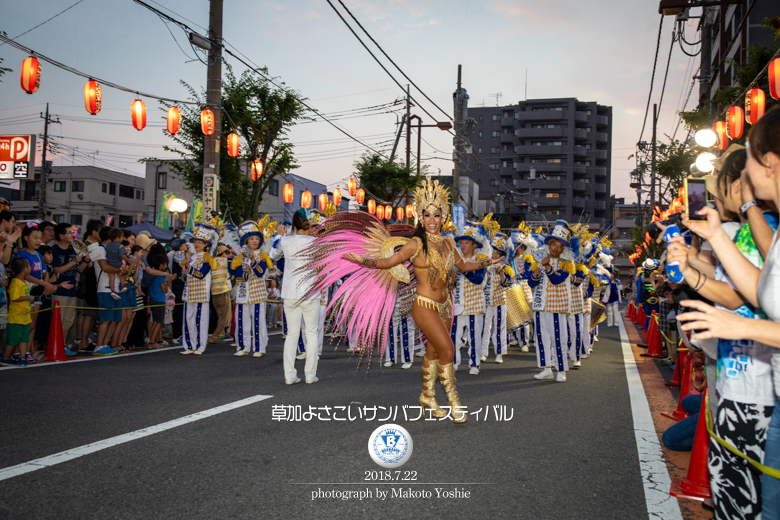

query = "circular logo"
[368,424,413,468]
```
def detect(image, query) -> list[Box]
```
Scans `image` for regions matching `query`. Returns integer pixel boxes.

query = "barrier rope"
[1,298,285,317]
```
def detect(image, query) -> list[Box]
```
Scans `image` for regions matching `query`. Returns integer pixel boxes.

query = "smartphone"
[685,178,707,222]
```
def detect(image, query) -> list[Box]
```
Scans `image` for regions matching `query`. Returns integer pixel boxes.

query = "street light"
[694,128,717,148]
[169,198,188,230]
[695,152,716,173]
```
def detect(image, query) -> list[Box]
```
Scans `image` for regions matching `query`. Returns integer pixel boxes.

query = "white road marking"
[0,394,273,482]
[618,319,683,519]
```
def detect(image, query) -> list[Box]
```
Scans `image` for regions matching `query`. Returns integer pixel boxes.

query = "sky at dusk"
[0,0,701,204]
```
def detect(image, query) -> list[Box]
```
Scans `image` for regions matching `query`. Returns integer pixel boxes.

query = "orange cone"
[627,303,635,321]
[662,351,692,421]
[670,394,712,501]
[665,348,686,388]
[641,319,665,358]
[45,301,68,362]
[638,313,658,348]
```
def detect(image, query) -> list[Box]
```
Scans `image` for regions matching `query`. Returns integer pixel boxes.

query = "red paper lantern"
[84,79,102,115]
[201,108,215,136]
[770,58,780,100]
[405,205,413,219]
[726,106,744,138]
[384,205,392,220]
[167,106,181,135]
[251,160,263,181]
[319,193,328,211]
[347,178,357,197]
[367,199,376,215]
[376,205,384,220]
[332,188,342,207]
[356,188,365,205]
[283,182,294,204]
[20,56,41,94]
[227,132,240,158]
[301,190,313,209]
[396,207,404,221]
[713,121,728,151]
[131,99,146,131]
[745,88,765,125]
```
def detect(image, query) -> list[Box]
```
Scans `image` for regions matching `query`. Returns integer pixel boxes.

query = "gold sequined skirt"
[414,294,452,323]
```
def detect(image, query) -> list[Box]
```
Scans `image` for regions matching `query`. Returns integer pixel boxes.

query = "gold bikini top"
[410,235,456,282]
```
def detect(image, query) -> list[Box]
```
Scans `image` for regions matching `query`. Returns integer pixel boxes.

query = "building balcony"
[515,162,564,174]
[595,150,608,160]
[515,110,567,122]
[574,129,588,140]
[573,164,586,174]
[500,133,514,144]
[597,115,609,127]
[572,181,587,192]
[500,149,514,160]
[501,116,515,126]
[575,111,588,123]
[596,132,608,143]
[595,166,607,177]
[572,198,586,208]
[535,197,563,207]
[594,200,607,210]
[516,127,564,138]
[513,145,563,155]
[574,146,587,157]
[23,192,39,201]
[516,180,563,190]
[594,183,607,194]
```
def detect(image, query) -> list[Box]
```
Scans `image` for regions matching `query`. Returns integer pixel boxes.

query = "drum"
[506,284,533,332]
[589,299,606,330]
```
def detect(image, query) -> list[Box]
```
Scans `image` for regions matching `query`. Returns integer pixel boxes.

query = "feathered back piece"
[299,210,414,360]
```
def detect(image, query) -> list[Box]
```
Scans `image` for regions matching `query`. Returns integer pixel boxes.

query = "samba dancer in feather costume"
[301,178,501,423]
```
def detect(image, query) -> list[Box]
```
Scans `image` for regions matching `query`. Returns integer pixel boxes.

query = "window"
[478,147,482,154]
[545,193,559,198]
[546,175,562,180]
[512,179,517,186]
[513,146,520,153]
[102,183,107,193]
[119,185,134,198]
[532,107,562,112]
[478,131,482,138]
[71,215,83,226]
[109,183,116,195]
[502,161,509,167]
[53,214,65,223]
[136,190,142,199]
[531,124,560,129]
[477,164,482,170]
[490,147,499,154]
[71,181,84,192]
[584,144,591,149]
[490,180,499,187]
[502,145,508,151]
[544,210,560,215]
[491,131,500,138]
[492,114,499,121]
[479,115,483,122]
[503,111,510,118]
[530,158,562,164]
[269,179,279,196]
[54,181,66,192]
[489,164,499,170]
[531,141,561,146]
[586,110,592,115]
[157,172,167,190]
[503,128,509,134]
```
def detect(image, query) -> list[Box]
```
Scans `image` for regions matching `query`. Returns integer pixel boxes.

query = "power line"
[655,28,677,119]
[638,15,665,145]
[1,0,85,45]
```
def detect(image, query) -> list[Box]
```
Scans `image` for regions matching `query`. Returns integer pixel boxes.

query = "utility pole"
[650,103,657,213]
[404,84,411,168]
[38,103,59,221]
[699,7,713,111]
[453,65,467,205]
[202,0,223,220]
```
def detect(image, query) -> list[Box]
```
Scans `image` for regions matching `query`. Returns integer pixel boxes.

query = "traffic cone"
[45,301,68,362]
[670,395,712,501]
[638,306,647,327]
[627,303,635,320]
[662,351,692,421]
[665,348,686,388]
[638,313,657,348]
[641,318,665,358]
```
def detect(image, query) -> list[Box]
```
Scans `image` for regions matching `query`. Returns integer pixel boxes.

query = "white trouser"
[450,314,484,367]
[299,305,327,355]
[534,311,569,372]
[235,302,267,353]
[384,315,415,364]
[580,313,591,355]
[283,298,320,383]
[183,302,209,352]
[606,302,619,326]
[481,304,507,356]
[567,314,581,362]
[509,323,531,346]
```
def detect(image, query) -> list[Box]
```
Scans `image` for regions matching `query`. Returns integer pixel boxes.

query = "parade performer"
[231,218,273,357]
[577,233,601,357]
[509,224,541,352]
[602,267,622,327]
[179,222,218,355]
[452,218,492,375]
[481,232,515,364]
[301,178,500,423]
[567,234,587,368]
[528,220,576,382]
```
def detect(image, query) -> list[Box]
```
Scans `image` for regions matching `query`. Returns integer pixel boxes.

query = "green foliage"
[680,106,714,132]
[144,65,309,221]
[654,138,697,204]
[353,153,424,205]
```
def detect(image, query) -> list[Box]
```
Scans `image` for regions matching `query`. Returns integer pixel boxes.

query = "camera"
[647,212,684,241]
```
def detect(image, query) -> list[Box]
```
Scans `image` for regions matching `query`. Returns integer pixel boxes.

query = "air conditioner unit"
[77,194,83,200]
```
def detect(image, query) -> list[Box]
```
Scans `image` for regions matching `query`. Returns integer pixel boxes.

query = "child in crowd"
[18,225,55,362]
[105,227,130,300]
[147,254,169,349]
[4,258,33,366]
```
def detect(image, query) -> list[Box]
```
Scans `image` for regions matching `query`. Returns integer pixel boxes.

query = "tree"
[654,138,697,205]
[354,153,424,206]
[146,66,308,221]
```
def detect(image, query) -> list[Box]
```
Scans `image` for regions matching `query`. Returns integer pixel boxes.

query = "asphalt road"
[0,326,649,519]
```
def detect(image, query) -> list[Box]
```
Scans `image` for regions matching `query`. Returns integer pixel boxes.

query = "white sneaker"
[495,355,503,364]
[594,336,599,342]
[581,354,589,359]
[346,347,356,353]
[534,367,554,380]
[480,355,487,362]
[306,377,319,384]
[572,360,582,368]
[286,377,301,385]
[454,364,459,372]
[469,367,479,375]
[383,361,392,367]
[509,339,519,346]
[234,350,247,357]
[415,351,425,358]
[180,349,194,355]
[401,363,412,369]
[230,342,238,347]
[192,350,203,355]
[252,352,264,358]
[556,371,567,382]
[296,353,306,360]
[520,345,529,352]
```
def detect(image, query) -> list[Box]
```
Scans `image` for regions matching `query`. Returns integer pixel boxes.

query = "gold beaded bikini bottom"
[414,294,453,323]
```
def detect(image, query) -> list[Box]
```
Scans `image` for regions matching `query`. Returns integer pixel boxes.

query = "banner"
[452,205,465,235]
[156,192,177,230]
[186,198,202,231]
